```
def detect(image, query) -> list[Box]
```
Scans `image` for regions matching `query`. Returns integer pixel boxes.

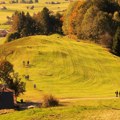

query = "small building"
[0,29,8,37]
[0,84,15,109]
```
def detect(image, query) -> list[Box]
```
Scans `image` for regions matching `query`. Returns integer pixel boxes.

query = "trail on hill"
[60,97,118,102]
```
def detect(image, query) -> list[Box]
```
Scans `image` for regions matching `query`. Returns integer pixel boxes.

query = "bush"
[6,32,20,42]
[112,27,120,56]
[42,94,59,107]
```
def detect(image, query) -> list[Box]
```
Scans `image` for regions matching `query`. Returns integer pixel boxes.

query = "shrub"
[6,32,20,42]
[112,27,120,56]
[42,94,59,107]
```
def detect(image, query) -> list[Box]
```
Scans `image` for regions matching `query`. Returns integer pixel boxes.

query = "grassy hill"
[0,34,120,101]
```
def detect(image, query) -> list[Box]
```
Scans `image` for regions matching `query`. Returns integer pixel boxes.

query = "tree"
[0,60,26,97]
[92,0,120,13]
[12,11,36,37]
[12,11,26,33]
[11,11,20,32]
[0,60,13,82]
[6,32,20,42]
[20,0,26,3]
[8,72,26,97]
[54,13,63,34]
[40,7,50,34]
[28,0,33,3]
[63,0,120,45]
[35,0,38,3]
[112,27,120,55]
[49,13,63,34]
[24,12,36,36]
[113,11,120,22]
[10,8,63,40]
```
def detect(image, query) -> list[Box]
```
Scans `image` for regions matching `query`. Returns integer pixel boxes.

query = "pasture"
[0,34,120,101]
[0,32,120,120]
[1,1,120,120]
[0,0,69,26]
[1,98,120,120]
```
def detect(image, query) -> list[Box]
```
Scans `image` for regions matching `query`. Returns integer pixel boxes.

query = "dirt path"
[60,97,118,102]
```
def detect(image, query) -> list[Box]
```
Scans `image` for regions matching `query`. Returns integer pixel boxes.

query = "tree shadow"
[16,101,42,111]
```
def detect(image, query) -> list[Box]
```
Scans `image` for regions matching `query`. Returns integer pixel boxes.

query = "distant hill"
[0,34,120,100]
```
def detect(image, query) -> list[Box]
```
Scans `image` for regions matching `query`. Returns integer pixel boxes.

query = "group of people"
[24,75,30,80]
[22,60,37,89]
[23,61,30,67]
[115,91,120,97]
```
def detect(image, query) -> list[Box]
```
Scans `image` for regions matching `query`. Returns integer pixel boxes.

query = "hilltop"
[0,34,120,101]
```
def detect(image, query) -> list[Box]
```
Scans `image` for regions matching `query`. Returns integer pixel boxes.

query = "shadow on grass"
[16,101,41,111]
[16,100,65,111]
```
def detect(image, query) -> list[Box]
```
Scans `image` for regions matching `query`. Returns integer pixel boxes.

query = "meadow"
[1,98,120,120]
[0,27,120,120]
[0,0,69,26]
[0,34,120,101]
[0,1,120,119]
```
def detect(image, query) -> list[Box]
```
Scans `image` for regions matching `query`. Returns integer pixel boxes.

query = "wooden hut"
[0,84,15,109]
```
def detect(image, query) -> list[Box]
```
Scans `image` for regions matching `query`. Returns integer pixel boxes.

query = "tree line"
[10,0,39,4]
[7,0,120,56]
[62,0,120,56]
[7,7,63,42]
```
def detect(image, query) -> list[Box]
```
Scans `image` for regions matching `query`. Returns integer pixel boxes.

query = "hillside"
[0,34,120,100]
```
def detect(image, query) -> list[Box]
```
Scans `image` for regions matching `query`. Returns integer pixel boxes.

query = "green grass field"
[0,34,120,119]
[1,98,120,120]
[1,1,120,120]
[0,0,69,25]
[0,34,120,101]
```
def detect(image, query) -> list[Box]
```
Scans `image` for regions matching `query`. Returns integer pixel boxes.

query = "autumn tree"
[9,7,63,41]
[35,0,38,3]
[0,60,26,97]
[63,0,120,49]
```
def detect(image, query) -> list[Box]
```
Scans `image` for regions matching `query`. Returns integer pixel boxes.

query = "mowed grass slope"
[0,34,120,100]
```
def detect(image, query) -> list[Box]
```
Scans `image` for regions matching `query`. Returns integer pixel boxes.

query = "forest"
[63,0,120,55]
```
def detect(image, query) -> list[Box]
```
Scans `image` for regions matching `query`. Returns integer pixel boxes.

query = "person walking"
[115,90,119,97]
[119,91,120,97]
[34,84,36,89]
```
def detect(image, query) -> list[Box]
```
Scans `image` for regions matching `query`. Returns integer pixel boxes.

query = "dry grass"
[42,94,59,107]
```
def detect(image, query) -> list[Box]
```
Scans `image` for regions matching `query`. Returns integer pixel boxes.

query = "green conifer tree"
[112,27,120,55]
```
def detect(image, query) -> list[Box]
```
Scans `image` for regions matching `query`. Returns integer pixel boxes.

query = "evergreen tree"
[33,12,43,34]
[28,0,33,3]
[92,0,120,13]
[35,0,38,3]
[6,32,20,42]
[10,7,63,40]
[112,27,120,55]
[40,7,50,34]
[20,0,26,3]
[23,12,36,36]
[50,13,63,34]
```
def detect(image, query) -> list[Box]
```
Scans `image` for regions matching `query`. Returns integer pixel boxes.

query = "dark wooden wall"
[0,92,14,109]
